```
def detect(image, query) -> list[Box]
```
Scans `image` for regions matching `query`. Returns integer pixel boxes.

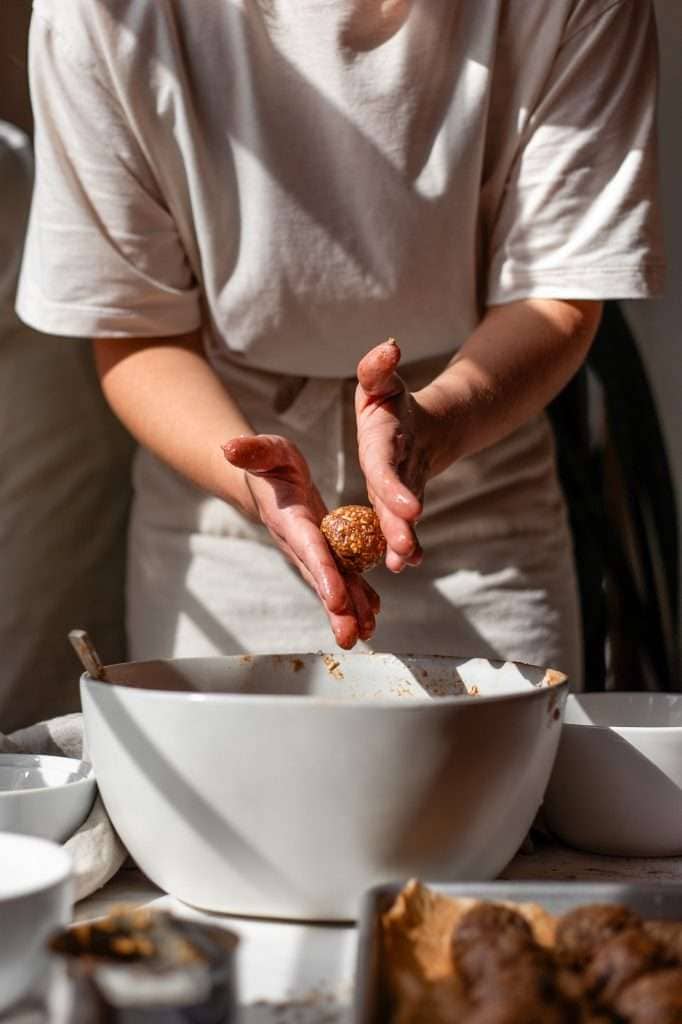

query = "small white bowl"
[0,754,96,843]
[544,692,682,856]
[0,832,72,1012]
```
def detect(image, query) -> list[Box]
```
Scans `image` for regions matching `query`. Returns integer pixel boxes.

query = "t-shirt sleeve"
[16,13,201,339]
[485,0,665,307]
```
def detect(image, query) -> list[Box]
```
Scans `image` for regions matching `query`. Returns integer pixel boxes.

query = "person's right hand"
[222,434,380,649]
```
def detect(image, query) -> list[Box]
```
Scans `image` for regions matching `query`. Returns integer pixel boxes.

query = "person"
[17,0,664,687]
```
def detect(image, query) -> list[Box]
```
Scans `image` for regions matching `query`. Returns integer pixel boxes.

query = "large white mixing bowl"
[81,653,567,920]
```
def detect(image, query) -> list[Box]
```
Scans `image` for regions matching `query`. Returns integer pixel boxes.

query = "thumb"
[222,434,297,475]
[356,337,404,398]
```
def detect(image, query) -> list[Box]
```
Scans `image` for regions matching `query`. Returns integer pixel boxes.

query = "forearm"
[92,331,256,516]
[415,298,602,476]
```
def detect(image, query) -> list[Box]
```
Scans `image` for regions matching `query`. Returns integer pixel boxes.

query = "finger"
[290,538,378,647]
[356,337,403,399]
[346,574,376,641]
[222,434,301,476]
[385,544,423,573]
[371,493,423,572]
[362,439,422,520]
[292,553,360,649]
[359,575,381,614]
[283,516,357,616]
[329,611,360,650]
[384,542,423,573]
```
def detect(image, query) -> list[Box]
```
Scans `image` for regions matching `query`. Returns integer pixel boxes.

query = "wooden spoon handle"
[68,629,108,681]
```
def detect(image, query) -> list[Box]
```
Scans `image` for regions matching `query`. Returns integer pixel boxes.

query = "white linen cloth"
[0,714,127,902]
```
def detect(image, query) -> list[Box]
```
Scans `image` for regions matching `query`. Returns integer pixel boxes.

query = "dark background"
[0,0,33,134]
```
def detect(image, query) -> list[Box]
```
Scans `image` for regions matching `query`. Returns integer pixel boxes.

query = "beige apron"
[127,352,583,685]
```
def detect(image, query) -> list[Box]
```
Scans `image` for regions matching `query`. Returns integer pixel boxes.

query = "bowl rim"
[0,754,94,798]
[79,652,569,709]
[0,832,72,900]
[563,691,682,732]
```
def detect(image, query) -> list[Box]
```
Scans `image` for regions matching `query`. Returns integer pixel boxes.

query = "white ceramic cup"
[0,832,72,1012]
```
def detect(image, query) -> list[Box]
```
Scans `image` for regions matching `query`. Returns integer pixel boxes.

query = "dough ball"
[320,505,386,573]
[584,927,661,1004]
[555,904,641,969]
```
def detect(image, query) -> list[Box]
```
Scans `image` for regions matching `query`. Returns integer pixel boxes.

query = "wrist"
[413,376,472,478]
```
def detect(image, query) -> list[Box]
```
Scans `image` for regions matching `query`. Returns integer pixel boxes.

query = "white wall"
[623,1,682,678]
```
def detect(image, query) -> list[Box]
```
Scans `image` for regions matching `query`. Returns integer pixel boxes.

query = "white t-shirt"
[17,0,664,378]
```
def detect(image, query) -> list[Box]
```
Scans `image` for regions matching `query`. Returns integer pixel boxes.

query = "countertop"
[9,834,682,1024]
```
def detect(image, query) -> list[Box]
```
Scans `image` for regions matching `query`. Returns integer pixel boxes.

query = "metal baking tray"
[352,880,682,1024]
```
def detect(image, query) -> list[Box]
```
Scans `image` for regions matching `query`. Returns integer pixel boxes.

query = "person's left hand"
[355,338,432,573]
[222,433,380,648]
